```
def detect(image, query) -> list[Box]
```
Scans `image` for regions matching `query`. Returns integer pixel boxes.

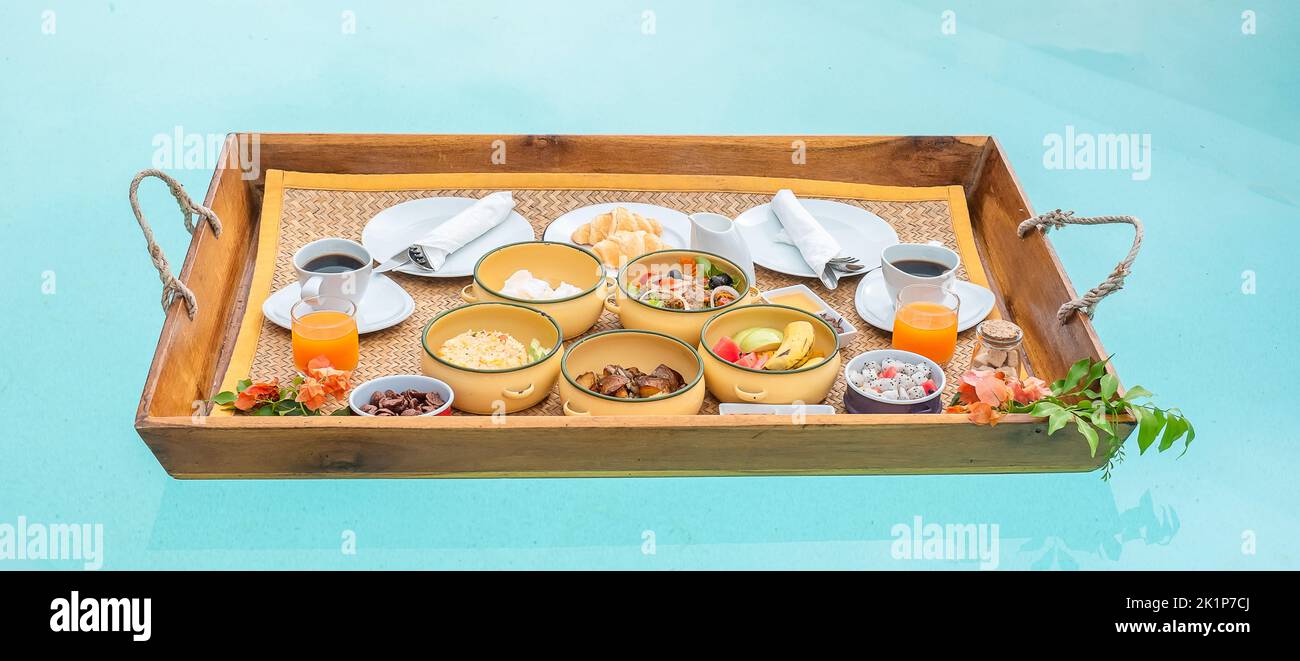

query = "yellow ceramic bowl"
[699,304,842,404]
[604,249,761,344]
[558,330,706,417]
[420,302,564,414]
[460,241,609,340]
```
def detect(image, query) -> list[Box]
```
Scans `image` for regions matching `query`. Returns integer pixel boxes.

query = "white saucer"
[853,269,995,333]
[542,202,691,274]
[361,197,535,278]
[262,274,416,334]
[734,198,899,278]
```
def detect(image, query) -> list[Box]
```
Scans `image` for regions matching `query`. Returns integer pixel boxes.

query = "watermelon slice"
[713,336,741,363]
[735,352,760,369]
[922,379,937,395]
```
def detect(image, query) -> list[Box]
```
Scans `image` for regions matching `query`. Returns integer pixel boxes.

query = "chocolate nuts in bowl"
[348,374,454,417]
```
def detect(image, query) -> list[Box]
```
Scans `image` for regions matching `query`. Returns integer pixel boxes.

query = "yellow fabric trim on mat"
[278,171,952,202]
[213,169,986,416]
[213,170,285,416]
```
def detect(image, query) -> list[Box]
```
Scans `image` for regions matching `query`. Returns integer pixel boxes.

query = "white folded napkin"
[390,192,516,271]
[770,189,841,278]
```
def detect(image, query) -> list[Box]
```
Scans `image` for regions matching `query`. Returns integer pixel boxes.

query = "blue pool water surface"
[1,0,1297,569]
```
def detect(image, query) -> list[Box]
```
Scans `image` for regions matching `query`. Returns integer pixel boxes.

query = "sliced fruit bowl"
[699,304,842,404]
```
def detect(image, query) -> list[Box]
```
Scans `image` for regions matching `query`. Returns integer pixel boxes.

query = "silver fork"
[374,245,436,274]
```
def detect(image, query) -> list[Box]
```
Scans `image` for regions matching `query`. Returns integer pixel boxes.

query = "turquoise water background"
[1,0,1296,569]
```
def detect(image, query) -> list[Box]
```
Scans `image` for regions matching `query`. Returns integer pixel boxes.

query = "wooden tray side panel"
[138,415,1116,479]
[253,134,988,189]
[966,139,1109,380]
[137,135,259,419]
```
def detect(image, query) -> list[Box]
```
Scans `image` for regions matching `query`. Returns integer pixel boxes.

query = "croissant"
[572,207,663,245]
[590,230,667,269]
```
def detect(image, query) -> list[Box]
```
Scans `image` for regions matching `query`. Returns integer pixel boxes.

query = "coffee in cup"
[293,238,373,305]
[880,242,959,305]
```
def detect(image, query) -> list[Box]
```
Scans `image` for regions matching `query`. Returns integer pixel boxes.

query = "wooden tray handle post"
[128,169,223,320]
[1018,209,1143,324]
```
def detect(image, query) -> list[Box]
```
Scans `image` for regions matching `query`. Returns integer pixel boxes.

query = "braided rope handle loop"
[1017,209,1143,324]
[128,169,222,319]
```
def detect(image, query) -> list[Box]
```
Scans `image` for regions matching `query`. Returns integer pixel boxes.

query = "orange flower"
[305,356,353,399]
[306,355,333,374]
[959,369,1010,407]
[1011,377,1050,405]
[295,376,328,411]
[966,401,1004,426]
[317,370,351,399]
[235,380,279,411]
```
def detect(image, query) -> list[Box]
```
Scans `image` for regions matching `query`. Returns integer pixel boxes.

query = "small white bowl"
[761,284,859,345]
[349,374,454,417]
[843,349,946,414]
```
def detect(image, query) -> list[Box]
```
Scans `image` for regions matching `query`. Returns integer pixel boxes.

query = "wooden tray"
[133,135,1132,478]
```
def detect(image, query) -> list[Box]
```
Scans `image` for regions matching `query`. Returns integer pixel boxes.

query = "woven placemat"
[249,187,980,414]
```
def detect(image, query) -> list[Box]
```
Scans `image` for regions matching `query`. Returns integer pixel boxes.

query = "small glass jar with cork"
[969,319,1023,379]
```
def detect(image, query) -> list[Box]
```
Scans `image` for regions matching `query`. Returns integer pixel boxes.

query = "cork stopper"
[977,319,1022,345]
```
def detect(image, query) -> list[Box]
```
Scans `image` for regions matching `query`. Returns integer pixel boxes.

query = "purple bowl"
[842,349,946,415]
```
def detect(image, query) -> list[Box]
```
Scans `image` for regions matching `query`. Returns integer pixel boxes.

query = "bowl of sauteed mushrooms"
[558,329,706,416]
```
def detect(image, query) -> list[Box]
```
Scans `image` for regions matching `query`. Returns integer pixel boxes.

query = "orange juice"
[892,301,958,364]
[292,310,359,371]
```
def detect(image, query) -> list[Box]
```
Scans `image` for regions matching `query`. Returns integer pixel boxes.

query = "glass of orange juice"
[291,296,359,372]
[891,284,960,364]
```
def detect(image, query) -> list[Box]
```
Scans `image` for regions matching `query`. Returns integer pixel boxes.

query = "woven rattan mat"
[249,188,978,414]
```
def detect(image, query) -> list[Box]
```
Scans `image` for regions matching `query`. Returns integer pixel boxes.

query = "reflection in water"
[1020,491,1178,570]
[146,474,1172,569]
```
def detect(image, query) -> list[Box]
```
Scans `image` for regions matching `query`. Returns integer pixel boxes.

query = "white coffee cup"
[880,242,960,305]
[293,238,373,305]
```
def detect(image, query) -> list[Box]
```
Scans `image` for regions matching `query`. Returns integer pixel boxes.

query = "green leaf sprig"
[1013,357,1193,480]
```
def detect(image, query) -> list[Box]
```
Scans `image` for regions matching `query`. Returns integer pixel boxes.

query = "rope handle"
[128,169,222,319]
[1017,209,1143,324]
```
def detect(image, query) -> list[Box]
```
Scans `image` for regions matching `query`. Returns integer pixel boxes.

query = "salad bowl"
[604,249,760,344]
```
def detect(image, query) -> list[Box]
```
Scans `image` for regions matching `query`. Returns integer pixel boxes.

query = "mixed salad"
[626,256,743,310]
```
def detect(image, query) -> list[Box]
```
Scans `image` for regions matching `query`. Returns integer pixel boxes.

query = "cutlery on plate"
[821,260,875,288]
[819,265,841,289]
[375,245,435,274]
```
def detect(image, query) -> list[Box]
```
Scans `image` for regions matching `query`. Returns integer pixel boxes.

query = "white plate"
[853,269,995,333]
[542,202,690,272]
[263,274,416,334]
[734,198,899,278]
[361,197,535,277]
